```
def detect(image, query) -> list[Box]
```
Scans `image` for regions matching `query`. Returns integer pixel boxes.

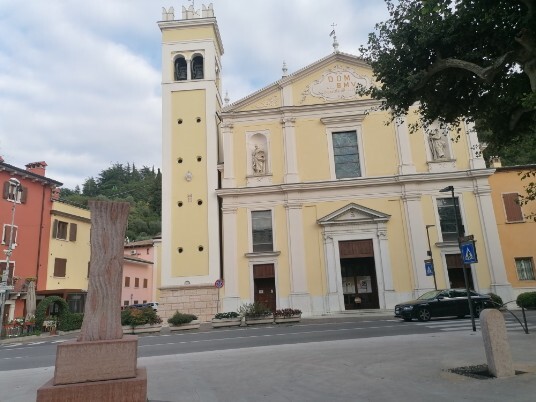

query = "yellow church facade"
[158,5,512,320]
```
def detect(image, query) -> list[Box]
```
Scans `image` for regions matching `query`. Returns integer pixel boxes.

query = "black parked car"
[394,289,493,322]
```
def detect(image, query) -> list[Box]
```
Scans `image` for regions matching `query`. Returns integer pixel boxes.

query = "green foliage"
[121,307,162,327]
[60,163,162,241]
[239,302,272,318]
[486,293,503,309]
[35,296,70,329]
[359,0,535,149]
[58,313,84,331]
[214,312,240,319]
[516,292,536,309]
[167,311,198,326]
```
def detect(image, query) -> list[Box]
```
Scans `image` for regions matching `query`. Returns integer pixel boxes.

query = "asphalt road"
[2,311,534,372]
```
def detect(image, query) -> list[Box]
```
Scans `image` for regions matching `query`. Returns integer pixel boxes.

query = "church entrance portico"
[318,203,393,313]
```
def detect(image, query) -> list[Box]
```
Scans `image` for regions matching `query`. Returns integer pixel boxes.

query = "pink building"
[122,239,155,307]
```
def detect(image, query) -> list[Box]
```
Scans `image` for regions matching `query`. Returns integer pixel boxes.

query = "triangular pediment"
[317,203,390,226]
[223,52,374,112]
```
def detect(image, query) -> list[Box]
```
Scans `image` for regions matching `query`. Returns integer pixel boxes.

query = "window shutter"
[87,261,90,278]
[20,187,28,204]
[2,182,9,199]
[143,278,148,288]
[52,220,58,239]
[69,223,78,241]
[54,258,67,277]
[502,193,523,222]
[3,225,11,244]
[125,276,130,287]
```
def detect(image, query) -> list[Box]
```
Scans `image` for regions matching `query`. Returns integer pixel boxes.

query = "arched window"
[191,55,204,80]
[174,56,187,81]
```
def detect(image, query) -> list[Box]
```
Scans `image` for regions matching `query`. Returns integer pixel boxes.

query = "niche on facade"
[246,132,272,187]
[174,55,187,81]
[191,54,204,80]
[425,121,456,173]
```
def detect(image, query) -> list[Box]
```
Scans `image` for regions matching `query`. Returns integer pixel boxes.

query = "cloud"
[0,0,388,189]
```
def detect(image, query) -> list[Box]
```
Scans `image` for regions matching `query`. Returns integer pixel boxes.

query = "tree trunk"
[78,201,130,342]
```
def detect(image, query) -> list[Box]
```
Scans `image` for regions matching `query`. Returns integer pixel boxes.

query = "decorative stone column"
[281,117,299,183]
[221,122,235,188]
[394,115,416,175]
[465,121,487,169]
[402,193,433,295]
[474,187,513,302]
[285,202,310,312]
[221,206,241,312]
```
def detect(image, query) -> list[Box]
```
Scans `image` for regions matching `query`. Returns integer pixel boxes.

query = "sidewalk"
[1,324,535,401]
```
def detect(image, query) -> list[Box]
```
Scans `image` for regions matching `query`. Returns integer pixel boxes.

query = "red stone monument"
[37,201,147,402]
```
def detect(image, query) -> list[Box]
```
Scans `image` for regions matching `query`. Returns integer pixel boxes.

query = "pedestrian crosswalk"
[415,318,535,333]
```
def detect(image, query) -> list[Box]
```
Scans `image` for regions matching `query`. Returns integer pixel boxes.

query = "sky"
[0,0,390,190]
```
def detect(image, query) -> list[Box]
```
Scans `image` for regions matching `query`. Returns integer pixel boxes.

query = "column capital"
[281,117,296,127]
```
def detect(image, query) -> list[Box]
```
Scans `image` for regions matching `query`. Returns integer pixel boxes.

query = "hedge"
[517,292,536,309]
[58,313,84,331]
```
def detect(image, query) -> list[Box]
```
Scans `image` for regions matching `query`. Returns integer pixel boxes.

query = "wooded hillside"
[60,163,161,242]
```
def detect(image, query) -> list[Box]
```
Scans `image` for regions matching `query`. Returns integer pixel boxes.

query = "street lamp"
[425,224,437,290]
[439,185,477,332]
[1,177,22,335]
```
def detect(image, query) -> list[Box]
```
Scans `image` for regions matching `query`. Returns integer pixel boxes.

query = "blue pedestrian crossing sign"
[460,241,478,264]
[424,260,434,276]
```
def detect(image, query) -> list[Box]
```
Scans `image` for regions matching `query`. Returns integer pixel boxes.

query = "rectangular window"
[53,258,67,277]
[125,276,130,287]
[53,220,69,240]
[332,131,360,179]
[143,278,148,288]
[252,210,273,252]
[2,225,17,246]
[437,197,463,241]
[2,181,27,203]
[134,277,139,288]
[516,258,535,280]
[133,300,138,305]
[124,301,129,306]
[0,261,14,283]
[502,193,524,223]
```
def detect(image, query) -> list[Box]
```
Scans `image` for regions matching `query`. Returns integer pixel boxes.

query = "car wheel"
[403,317,412,322]
[417,308,431,322]
[474,304,483,317]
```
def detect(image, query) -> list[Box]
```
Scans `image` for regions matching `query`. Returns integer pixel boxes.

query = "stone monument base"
[53,335,138,384]
[37,367,147,402]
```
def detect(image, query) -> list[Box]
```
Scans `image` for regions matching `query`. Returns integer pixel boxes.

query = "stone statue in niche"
[428,131,447,160]
[252,145,266,175]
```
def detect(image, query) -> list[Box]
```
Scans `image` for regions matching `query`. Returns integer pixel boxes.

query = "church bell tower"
[158,4,224,321]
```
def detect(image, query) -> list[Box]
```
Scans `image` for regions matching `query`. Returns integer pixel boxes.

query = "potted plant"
[274,308,302,324]
[167,311,200,331]
[211,311,242,328]
[239,302,274,325]
[121,307,163,334]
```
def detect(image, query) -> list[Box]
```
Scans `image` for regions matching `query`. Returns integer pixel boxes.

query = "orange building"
[489,161,536,302]
[0,159,61,326]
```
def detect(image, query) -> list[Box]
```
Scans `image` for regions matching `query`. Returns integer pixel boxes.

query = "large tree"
[360,0,535,151]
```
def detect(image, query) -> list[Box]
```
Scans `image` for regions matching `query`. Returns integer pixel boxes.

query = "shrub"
[517,292,536,309]
[167,311,198,326]
[274,308,302,318]
[486,293,503,308]
[58,313,84,331]
[122,307,162,327]
[214,312,240,319]
[239,302,272,318]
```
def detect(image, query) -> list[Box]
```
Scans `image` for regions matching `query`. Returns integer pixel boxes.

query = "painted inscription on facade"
[302,65,370,102]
